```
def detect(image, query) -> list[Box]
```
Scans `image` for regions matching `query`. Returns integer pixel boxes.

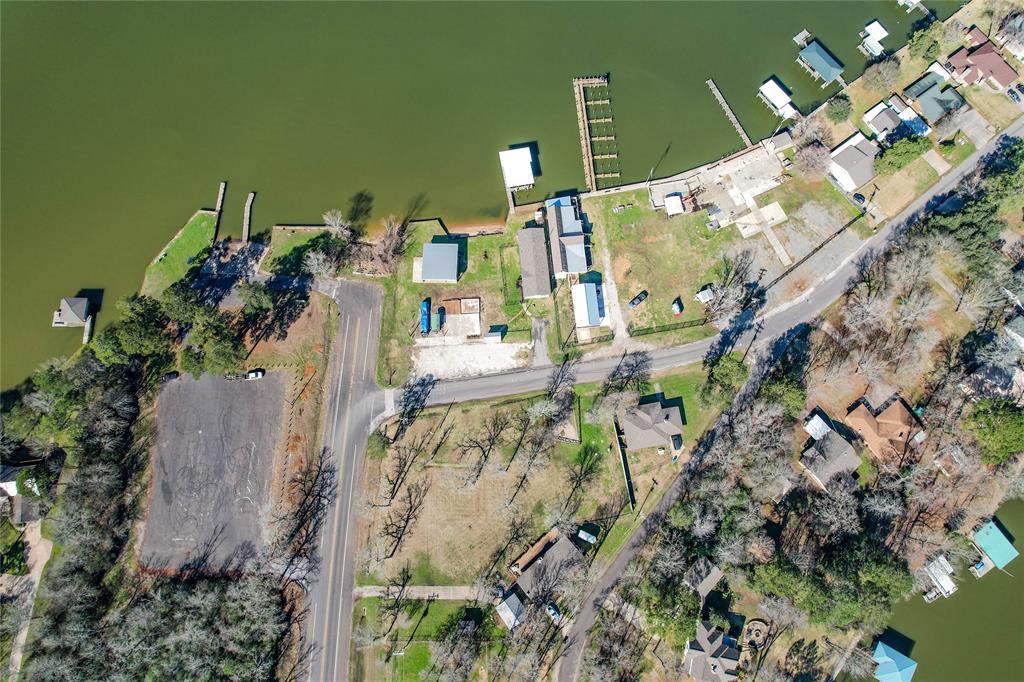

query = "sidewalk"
[353,585,477,600]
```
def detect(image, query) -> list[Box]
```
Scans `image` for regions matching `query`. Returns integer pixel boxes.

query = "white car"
[245,368,266,381]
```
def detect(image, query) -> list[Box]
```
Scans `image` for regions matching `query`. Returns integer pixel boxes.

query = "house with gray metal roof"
[52,297,90,327]
[419,243,459,283]
[829,132,879,192]
[516,227,552,299]
[798,408,861,491]
[683,557,724,600]
[546,196,589,278]
[515,534,582,601]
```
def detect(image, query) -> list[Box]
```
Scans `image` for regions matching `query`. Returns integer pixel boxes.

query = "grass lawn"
[873,157,939,217]
[583,189,734,342]
[937,131,976,167]
[262,226,329,276]
[140,210,217,296]
[1000,191,1024,236]
[376,221,525,387]
[962,84,1023,131]
[351,598,494,682]
[756,174,859,223]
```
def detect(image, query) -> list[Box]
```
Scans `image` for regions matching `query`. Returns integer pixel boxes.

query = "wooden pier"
[569,74,624,193]
[242,191,256,243]
[215,181,227,214]
[706,78,752,147]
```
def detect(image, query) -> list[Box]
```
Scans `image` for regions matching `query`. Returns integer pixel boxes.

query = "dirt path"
[352,585,477,600]
[7,521,53,680]
[599,246,629,345]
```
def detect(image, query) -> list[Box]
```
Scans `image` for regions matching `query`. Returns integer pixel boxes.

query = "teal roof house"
[798,40,844,87]
[873,642,917,682]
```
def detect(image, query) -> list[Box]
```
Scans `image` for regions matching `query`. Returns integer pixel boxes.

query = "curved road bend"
[305,119,1021,682]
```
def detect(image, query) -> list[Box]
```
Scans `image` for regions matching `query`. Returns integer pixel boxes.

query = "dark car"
[161,371,179,383]
[627,290,649,309]
[1016,83,1024,96]
[1008,89,1021,104]
[852,193,866,205]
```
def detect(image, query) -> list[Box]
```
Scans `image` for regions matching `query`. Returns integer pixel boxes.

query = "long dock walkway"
[242,192,256,243]
[572,76,605,192]
[706,78,752,147]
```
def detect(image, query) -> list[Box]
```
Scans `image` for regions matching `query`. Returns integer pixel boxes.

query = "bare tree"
[811,475,862,541]
[585,390,639,424]
[794,142,831,178]
[863,56,901,91]
[377,214,408,274]
[377,439,425,506]
[378,563,412,635]
[566,443,602,501]
[302,250,333,278]
[458,410,512,485]
[380,479,430,559]
[272,447,337,580]
[508,432,552,505]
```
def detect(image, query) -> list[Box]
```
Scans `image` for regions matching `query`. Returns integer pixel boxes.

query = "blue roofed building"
[546,196,589,278]
[970,520,1019,577]
[798,40,844,86]
[873,642,917,682]
[570,281,605,329]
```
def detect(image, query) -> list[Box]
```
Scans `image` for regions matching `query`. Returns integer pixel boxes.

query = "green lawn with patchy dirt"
[140,211,217,296]
[262,226,330,276]
[583,189,732,342]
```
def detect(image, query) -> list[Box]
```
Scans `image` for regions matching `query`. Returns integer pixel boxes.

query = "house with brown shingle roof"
[621,399,684,451]
[844,394,925,461]
[946,40,1019,90]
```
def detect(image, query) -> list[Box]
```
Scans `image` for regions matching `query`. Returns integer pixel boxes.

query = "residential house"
[498,148,535,191]
[0,465,21,498]
[844,395,925,461]
[829,132,879,192]
[757,77,799,119]
[545,196,588,278]
[995,16,1024,62]
[514,534,582,601]
[859,20,889,58]
[1005,314,1024,351]
[947,40,1019,90]
[620,399,684,451]
[798,40,845,87]
[684,621,740,682]
[959,363,1024,405]
[516,227,552,299]
[570,282,605,329]
[863,101,904,141]
[872,642,917,682]
[903,69,966,125]
[51,297,90,327]
[496,590,527,629]
[798,410,861,490]
[886,94,931,136]
[683,557,724,600]
[417,243,459,283]
[767,130,794,152]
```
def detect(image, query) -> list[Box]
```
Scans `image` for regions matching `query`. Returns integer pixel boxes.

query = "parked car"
[852,193,866,205]
[627,290,648,309]
[671,297,683,316]
[245,368,266,381]
[1008,89,1021,104]
[545,603,561,622]
[1016,83,1024,96]
[161,371,179,383]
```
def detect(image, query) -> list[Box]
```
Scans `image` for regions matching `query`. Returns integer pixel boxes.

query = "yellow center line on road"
[314,312,352,682]
[328,316,362,682]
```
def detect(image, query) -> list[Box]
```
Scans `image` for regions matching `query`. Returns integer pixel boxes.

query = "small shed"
[52,297,90,327]
[420,243,459,283]
[498,148,535,191]
[570,282,605,329]
[496,591,527,629]
[757,77,799,119]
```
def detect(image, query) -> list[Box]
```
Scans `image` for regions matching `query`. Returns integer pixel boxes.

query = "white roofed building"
[757,77,799,119]
[665,193,685,217]
[499,148,535,191]
[571,282,605,329]
[859,20,889,57]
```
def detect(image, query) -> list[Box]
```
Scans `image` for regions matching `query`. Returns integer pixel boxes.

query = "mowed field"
[141,372,286,571]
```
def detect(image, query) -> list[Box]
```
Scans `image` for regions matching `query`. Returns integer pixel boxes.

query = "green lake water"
[885,499,1024,682]
[2,0,957,383]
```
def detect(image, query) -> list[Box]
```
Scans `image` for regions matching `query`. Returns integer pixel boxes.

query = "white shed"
[665,193,685,217]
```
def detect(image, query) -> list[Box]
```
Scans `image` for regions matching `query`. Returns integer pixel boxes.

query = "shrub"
[964,399,1024,464]
[908,25,941,61]
[826,95,852,123]
[876,135,932,174]
[0,540,27,576]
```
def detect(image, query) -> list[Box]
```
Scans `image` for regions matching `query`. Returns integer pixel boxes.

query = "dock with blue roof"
[969,519,1019,577]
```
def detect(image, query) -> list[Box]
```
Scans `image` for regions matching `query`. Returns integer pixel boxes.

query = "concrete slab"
[141,372,286,571]
[922,148,952,175]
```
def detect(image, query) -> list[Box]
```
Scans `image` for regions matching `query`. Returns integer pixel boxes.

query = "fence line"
[627,317,709,337]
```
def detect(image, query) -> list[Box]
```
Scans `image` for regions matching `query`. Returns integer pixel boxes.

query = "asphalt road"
[307,119,1022,681]
[305,279,384,682]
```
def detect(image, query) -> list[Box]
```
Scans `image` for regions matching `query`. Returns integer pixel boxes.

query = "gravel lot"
[141,371,286,571]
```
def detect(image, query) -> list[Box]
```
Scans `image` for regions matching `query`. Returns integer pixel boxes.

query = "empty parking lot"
[141,372,286,571]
